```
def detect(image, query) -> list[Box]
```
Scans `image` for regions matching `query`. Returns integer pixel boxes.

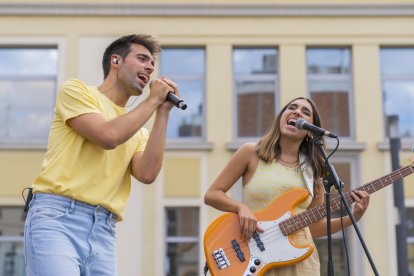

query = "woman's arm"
[204,143,263,241]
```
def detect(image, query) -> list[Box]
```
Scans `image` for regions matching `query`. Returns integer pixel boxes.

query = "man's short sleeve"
[56,79,101,123]
[135,128,149,152]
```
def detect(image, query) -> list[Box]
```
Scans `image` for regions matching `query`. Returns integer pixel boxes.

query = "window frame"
[232,47,280,141]
[0,37,64,150]
[160,47,207,143]
[380,47,414,142]
[306,47,355,140]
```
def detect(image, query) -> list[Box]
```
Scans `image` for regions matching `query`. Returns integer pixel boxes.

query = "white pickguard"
[243,211,311,275]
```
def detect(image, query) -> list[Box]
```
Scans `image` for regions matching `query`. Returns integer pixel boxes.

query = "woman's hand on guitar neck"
[350,190,370,221]
[237,203,265,241]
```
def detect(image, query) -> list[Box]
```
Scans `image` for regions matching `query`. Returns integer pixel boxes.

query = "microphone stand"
[313,136,379,276]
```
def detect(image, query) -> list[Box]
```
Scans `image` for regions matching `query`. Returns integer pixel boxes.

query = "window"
[0,206,26,276]
[165,207,199,276]
[307,48,353,138]
[406,207,414,274]
[0,48,58,146]
[233,48,278,138]
[380,48,414,138]
[315,162,355,276]
[160,48,205,140]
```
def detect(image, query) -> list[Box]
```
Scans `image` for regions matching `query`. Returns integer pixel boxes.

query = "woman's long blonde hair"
[256,97,327,195]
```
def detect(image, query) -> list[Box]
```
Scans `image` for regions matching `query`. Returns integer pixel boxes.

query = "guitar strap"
[204,262,209,275]
[299,154,315,197]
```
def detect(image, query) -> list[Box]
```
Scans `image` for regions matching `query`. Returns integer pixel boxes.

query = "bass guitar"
[204,162,414,275]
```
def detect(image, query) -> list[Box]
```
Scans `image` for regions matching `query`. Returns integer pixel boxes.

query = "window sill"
[377,139,414,152]
[227,139,366,152]
[166,141,214,151]
[0,142,47,151]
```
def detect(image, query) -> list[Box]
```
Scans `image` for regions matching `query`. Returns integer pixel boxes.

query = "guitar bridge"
[212,248,230,269]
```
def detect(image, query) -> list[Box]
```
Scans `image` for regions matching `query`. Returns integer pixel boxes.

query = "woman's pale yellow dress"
[243,160,320,276]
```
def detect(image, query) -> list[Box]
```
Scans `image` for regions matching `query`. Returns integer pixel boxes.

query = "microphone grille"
[295,118,306,130]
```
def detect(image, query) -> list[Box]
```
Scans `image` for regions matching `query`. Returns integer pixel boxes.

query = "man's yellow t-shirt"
[32,79,148,221]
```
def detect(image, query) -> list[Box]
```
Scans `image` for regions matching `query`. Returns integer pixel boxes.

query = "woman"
[204,97,370,275]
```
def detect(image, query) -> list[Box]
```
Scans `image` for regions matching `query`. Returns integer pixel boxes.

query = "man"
[24,34,176,276]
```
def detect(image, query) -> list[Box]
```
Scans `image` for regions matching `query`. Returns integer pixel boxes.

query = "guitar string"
[209,165,414,266]
[214,199,345,262]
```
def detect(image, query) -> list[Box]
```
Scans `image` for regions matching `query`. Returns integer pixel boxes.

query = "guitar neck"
[279,163,414,236]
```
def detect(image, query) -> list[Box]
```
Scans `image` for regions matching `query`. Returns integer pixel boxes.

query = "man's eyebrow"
[137,53,155,66]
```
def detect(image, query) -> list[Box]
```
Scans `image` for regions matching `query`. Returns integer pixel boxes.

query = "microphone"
[295,118,337,138]
[149,80,187,110]
[166,92,187,110]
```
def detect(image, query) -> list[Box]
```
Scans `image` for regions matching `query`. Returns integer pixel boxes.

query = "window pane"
[0,80,55,141]
[307,48,352,138]
[0,48,58,145]
[233,48,277,74]
[165,207,199,276]
[236,81,275,137]
[406,208,414,274]
[307,48,351,75]
[166,80,203,139]
[0,48,57,76]
[160,48,205,140]
[381,48,414,76]
[0,242,25,276]
[166,207,199,237]
[315,162,351,275]
[315,239,349,276]
[0,207,25,276]
[381,48,414,138]
[310,84,351,137]
[166,242,198,276]
[160,48,204,75]
[383,81,414,138]
[233,48,278,138]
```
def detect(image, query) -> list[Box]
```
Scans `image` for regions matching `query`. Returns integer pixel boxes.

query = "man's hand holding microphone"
[149,77,187,110]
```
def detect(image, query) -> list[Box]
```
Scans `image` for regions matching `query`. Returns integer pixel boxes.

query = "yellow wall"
[164,157,201,197]
[3,0,413,3]
[1,2,414,275]
[0,151,44,196]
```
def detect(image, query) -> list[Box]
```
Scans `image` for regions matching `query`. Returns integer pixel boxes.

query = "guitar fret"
[280,164,414,236]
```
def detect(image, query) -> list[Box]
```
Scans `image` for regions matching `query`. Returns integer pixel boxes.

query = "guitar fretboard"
[279,164,414,236]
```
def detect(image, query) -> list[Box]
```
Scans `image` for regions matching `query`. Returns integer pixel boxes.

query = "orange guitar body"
[204,188,315,276]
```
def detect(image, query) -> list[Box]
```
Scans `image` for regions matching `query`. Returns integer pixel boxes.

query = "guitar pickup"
[212,248,230,269]
[231,239,246,262]
[253,232,265,251]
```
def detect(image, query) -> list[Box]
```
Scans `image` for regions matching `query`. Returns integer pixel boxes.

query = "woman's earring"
[306,135,313,142]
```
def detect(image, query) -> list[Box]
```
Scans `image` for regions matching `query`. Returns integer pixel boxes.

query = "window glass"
[0,48,58,145]
[233,48,278,138]
[160,48,205,140]
[381,48,414,138]
[406,207,414,275]
[307,48,352,137]
[381,48,414,76]
[0,206,25,276]
[307,48,351,75]
[315,162,351,276]
[165,207,199,276]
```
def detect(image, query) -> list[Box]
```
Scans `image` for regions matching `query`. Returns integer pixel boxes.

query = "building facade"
[0,0,414,275]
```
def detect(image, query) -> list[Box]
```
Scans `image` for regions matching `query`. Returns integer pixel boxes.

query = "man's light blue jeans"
[24,193,117,276]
